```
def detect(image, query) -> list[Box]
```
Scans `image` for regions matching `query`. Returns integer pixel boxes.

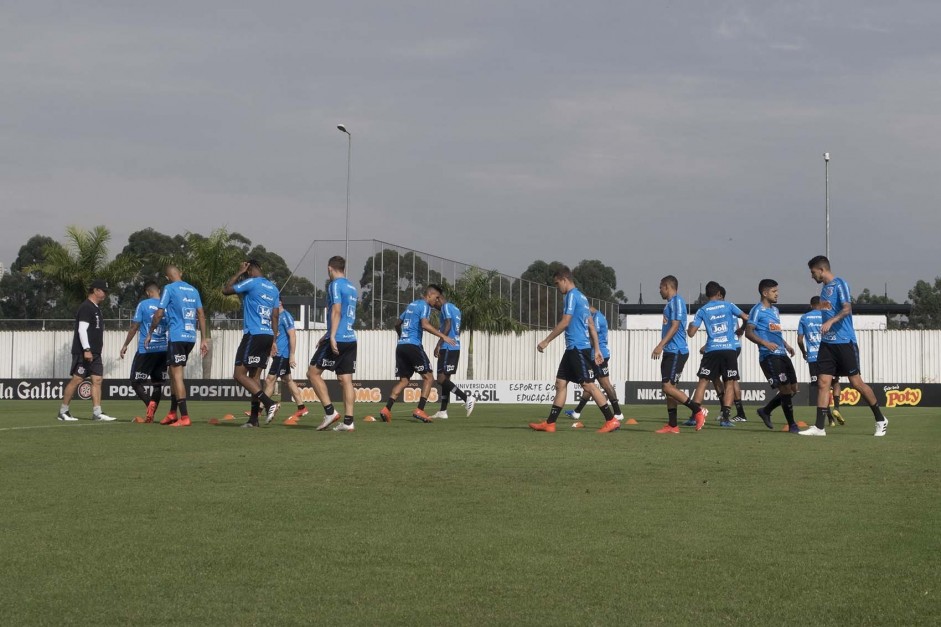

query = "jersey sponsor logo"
[820,300,833,310]
[769,323,782,331]
[711,322,728,335]
[174,354,187,364]
[247,356,261,365]
[183,308,196,319]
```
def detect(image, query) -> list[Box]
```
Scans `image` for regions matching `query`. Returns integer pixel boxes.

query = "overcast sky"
[2,1,939,304]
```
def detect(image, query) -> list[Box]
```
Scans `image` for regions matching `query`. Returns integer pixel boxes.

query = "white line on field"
[0,422,126,432]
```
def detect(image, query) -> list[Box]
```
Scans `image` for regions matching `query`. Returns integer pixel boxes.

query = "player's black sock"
[440,392,450,411]
[575,396,590,413]
[611,399,622,416]
[418,397,428,411]
[170,395,178,413]
[250,400,260,420]
[668,408,678,428]
[599,404,614,421]
[385,397,395,410]
[832,394,841,409]
[816,407,828,429]
[439,380,453,411]
[781,394,795,426]
[131,382,151,405]
[721,406,731,420]
[256,392,274,410]
[152,384,163,407]
[870,403,886,422]
[683,399,701,413]
[297,404,305,411]
[343,415,354,425]
[323,403,335,416]
[547,405,562,424]
[178,399,189,418]
[734,400,745,417]
[453,387,468,402]
[763,394,782,415]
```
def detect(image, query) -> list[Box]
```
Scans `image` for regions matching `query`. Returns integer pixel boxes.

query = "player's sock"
[453,387,468,402]
[296,404,305,411]
[781,394,795,426]
[131,382,151,405]
[417,397,428,411]
[547,405,562,424]
[575,396,590,413]
[611,399,622,416]
[255,391,275,410]
[683,399,701,414]
[440,393,450,411]
[152,384,163,407]
[385,397,395,410]
[343,415,354,426]
[833,394,841,409]
[170,395,179,413]
[599,403,614,421]
[178,399,189,418]
[734,400,745,416]
[668,408,678,428]
[763,394,782,415]
[250,400,260,420]
[92,405,102,417]
[815,407,829,430]
[721,406,731,420]
[323,403,335,416]
[869,403,887,422]
[60,404,70,415]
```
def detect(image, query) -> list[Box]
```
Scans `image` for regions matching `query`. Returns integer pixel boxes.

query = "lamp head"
[823,152,830,161]
[337,124,349,134]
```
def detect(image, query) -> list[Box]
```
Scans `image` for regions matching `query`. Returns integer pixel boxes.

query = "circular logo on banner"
[78,381,93,400]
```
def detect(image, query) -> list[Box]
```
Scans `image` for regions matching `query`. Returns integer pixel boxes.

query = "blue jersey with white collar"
[234,276,279,336]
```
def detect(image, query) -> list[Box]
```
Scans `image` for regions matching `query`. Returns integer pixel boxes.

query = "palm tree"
[452,267,523,379]
[31,225,138,311]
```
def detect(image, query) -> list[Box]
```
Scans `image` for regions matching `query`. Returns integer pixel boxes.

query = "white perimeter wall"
[1,329,939,384]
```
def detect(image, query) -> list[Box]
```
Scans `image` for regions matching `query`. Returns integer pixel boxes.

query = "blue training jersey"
[327,277,358,343]
[439,302,461,351]
[691,300,744,352]
[592,310,610,359]
[563,288,592,350]
[798,310,823,363]
[662,294,689,354]
[820,277,857,344]
[748,303,787,360]
[398,299,431,346]
[158,281,203,343]
[134,297,167,353]
[233,276,279,336]
[275,309,295,358]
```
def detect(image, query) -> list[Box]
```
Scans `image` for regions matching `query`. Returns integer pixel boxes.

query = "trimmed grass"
[1,401,939,625]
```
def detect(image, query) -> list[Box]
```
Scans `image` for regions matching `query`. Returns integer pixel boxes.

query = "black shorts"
[661,352,689,384]
[760,355,798,388]
[697,350,740,381]
[130,352,168,382]
[235,334,273,370]
[311,341,357,375]
[592,358,610,379]
[556,348,596,385]
[816,342,860,378]
[268,356,292,379]
[168,342,195,367]
[70,353,103,378]
[437,348,460,375]
[395,344,431,379]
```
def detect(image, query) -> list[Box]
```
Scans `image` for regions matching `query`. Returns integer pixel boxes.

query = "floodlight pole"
[824,152,830,259]
[338,125,351,261]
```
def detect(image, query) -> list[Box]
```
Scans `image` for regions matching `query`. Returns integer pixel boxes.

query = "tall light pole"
[824,151,830,259]
[338,124,351,261]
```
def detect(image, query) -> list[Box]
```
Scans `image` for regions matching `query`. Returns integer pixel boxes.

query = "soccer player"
[120,282,168,423]
[745,279,800,433]
[431,290,476,419]
[308,256,359,432]
[564,305,624,422]
[145,265,209,427]
[57,279,117,422]
[718,285,749,422]
[804,255,888,436]
[223,259,280,428]
[264,299,308,425]
[651,275,706,434]
[797,296,845,427]
[529,267,620,434]
[686,281,749,429]
[380,285,455,423]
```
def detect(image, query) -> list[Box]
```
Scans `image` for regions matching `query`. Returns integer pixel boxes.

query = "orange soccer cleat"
[169,416,191,428]
[380,407,392,423]
[528,421,556,432]
[412,409,433,423]
[655,424,680,434]
[597,418,621,433]
[145,401,157,422]
[160,412,178,425]
[694,409,707,431]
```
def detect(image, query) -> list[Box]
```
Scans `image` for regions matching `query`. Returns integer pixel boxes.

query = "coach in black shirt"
[57,280,117,422]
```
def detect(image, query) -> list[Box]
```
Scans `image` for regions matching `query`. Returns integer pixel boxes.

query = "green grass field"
[1,400,938,626]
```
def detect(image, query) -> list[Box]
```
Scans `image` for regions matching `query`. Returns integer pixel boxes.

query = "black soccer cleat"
[757,408,773,430]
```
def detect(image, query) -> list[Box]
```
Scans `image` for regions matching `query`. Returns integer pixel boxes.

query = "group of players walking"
[56,254,888,438]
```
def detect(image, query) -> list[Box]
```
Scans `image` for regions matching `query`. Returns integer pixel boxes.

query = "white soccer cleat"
[431,411,449,419]
[799,425,827,437]
[93,413,117,422]
[333,422,355,432]
[316,411,340,431]
[465,395,476,417]
[874,417,888,437]
[57,411,78,422]
[265,403,280,425]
